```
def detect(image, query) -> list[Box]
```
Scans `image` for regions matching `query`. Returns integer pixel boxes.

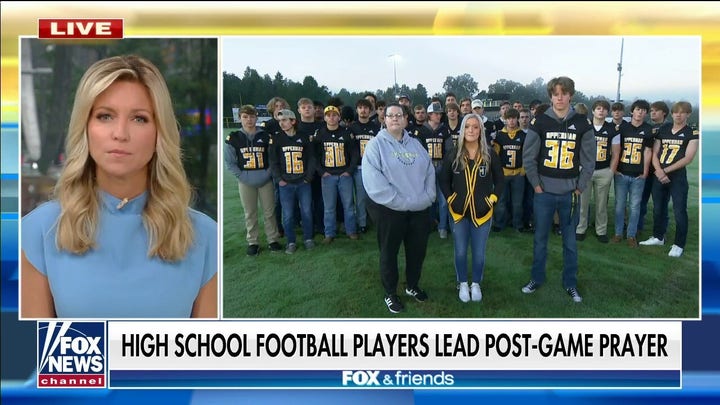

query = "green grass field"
[222,128,699,319]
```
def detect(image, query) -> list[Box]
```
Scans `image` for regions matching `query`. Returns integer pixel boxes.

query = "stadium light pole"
[389,53,400,96]
[616,37,624,103]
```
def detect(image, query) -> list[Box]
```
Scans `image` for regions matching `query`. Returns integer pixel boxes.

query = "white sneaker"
[458,282,470,302]
[439,229,448,239]
[470,282,482,302]
[668,244,684,257]
[640,236,665,246]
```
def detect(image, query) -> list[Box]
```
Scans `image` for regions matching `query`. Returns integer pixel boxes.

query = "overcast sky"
[222,36,700,104]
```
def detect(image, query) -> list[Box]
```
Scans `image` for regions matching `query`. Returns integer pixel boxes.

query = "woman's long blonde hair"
[452,113,491,172]
[54,55,194,261]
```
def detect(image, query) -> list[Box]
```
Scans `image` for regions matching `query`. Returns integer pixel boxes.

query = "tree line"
[223,68,698,125]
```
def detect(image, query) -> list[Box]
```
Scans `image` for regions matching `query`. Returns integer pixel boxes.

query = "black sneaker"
[268,241,283,252]
[597,234,609,243]
[566,287,583,303]
[384,294,404,313]
[246,244,260,256]
[521,280,539,294]
[575,233,586,241]
[405,286,428,302]
[360,226,368,234]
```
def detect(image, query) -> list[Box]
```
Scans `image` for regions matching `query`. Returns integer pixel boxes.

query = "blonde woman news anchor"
[21,55,217,318]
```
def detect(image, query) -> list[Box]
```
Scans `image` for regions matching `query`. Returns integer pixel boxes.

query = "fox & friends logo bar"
[38,18,124,39]
[37,321,106,388]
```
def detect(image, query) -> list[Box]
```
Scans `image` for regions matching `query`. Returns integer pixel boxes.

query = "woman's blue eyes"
[96,114,149,123]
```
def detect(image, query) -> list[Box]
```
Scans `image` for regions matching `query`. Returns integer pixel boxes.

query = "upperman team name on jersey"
[623,137,645,144]
[239,146,267,153]
[546,131,577,141]
[280,145,304,152]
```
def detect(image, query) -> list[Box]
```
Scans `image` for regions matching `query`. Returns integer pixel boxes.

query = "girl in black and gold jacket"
[439,113,504,304]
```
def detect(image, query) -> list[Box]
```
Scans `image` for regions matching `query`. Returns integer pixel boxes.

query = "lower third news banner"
[107,321,681,389]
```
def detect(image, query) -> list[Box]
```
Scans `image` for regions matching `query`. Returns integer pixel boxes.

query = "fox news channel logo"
[37,321,106,388]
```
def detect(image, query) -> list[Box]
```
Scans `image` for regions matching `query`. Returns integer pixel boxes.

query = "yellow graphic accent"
[242,151,265,169]
[621,142,642,165]
[283,151,304,174]
[324,143,346,167]
[596,139,608,161]
[543,140,576,170]
[659,143,680,165]
[507,149,517,168]
[359,139,369,157]
[447,192,463,222]
[428,142,443,159]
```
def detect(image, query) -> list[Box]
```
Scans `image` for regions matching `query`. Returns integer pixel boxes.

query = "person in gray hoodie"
[224,104,282,256]
[521,77,596,303]
[362,103,436,314]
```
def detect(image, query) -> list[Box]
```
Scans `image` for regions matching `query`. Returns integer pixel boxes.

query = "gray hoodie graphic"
[362,128,436,212]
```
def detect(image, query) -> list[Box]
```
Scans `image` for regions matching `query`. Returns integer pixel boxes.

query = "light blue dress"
[22,191,217,318]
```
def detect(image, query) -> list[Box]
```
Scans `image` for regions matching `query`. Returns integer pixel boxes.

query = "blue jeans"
[311,175,324,234]
[494,174,525,230]
[321,174,357,237]
[522,177,535,228]
[652,171,689,248]
[453,217,492,284]
[354,169,368,228]
[531,191,580,289]
[429,165,449,232]
[436,181,450,231]
[273,179,283,233]
[279,182,313,244]
[639,168,669,233]
[614,174,646,238]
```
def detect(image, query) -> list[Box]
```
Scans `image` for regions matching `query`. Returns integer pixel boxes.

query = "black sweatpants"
[368,200,431,295]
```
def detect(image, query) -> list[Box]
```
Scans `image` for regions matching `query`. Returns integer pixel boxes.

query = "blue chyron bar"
[108,369,680,389]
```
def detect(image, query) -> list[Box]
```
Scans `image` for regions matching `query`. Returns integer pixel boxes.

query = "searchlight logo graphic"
[37,321,106,388]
